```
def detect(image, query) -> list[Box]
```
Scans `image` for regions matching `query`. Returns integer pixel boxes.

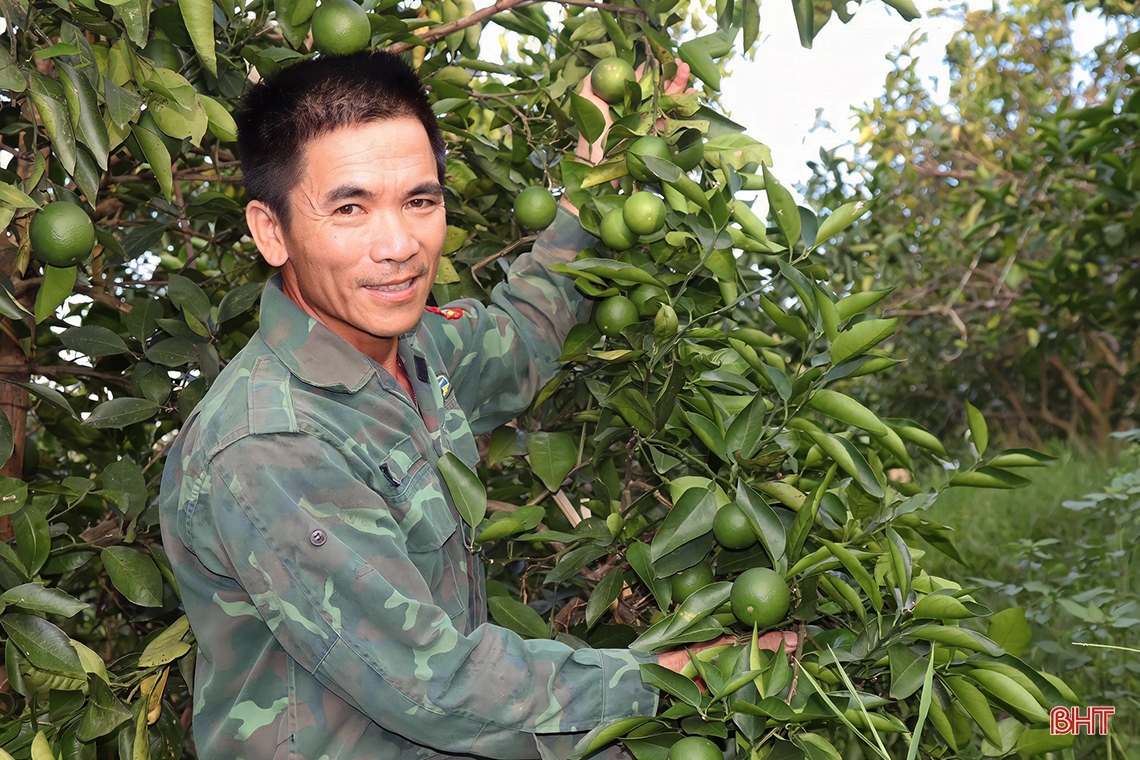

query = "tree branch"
[385,0,644,53]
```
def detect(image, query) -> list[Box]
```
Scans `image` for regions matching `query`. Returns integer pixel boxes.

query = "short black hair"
[235,51,446,226]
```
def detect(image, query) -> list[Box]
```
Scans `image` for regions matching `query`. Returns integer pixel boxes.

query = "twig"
[785,619,807,705]
[471,235,537,272]
[385,0,645,55]
[552,489,583,526]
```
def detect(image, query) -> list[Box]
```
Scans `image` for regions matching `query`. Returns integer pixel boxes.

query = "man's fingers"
[756,630,799,653]
[664,61,693,95]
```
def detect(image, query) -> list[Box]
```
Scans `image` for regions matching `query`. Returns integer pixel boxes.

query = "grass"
[919,443,1139,759]
[923,445,1111,582]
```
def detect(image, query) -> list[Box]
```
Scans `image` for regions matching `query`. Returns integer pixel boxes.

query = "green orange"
[622,192,666,235]
[653,303,679,340]
[590,57,635,104]
[30,202,95,267]
[669,561,714,604]
[594,295,638,337]
[713,503,756,550]
[514,186,557,229]
[626,136,673,182]
[730,567,791,629]
[311,0,371,55]
[599,208,637,251]
[668,736,722,760]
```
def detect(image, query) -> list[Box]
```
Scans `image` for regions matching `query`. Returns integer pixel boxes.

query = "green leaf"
[2,613,85,677]
[12,507,50,576]
[943,675,1002,746]
[0,583,88,618]
[808,431,884,498]
[126,298,164,342]
[830,318,897,365]
[835,288,895,321]
[907,625,1004,655]
[987,607,1031,657]
[882,0,920,21]
[180,0,218,75]
[571,717,655,760]
[568,91,606,145]
[78,675,133,741]
[58,61,110,170]
[117,0,151,46]
[28,71,78,175]
[217,282,264,323]
[34,265,77,324]
[0,476,28,517]
[887,644,928,700]
[905,654,936,760]
[814,201,870,244]
[132,116,174,200]
[762,164,801,246]
[85,398,160,429]
[437,452,486,529]
[661,581,731,638]
[1014,728,1074,755]
[949,466,1031,489]
[61,325,129,357]
[965,402,988,457]
[0,182,38,209]
[585,571,624,629]
[167,274,212,324]
[735,480,785,564]
[986,448,1056,468]
[546,544,609,584]
[487,596,548,639]
[820,539,883,613]
[146,337,198,366]
[139,616,192,667]
[526,431,577,492]
[806,389,888,436]
[639,662,702,707]
[101,547,163,607]
[969,669,1049,723]
[0,410,11,469]
[703,133,772,171]
[102,459,148,518]
[650,485,717,562]
[626,540,670,610]
[911,591,974,619]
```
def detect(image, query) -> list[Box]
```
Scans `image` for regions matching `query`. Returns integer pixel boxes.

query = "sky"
[718,0,1116,195]
[719,0,973,193]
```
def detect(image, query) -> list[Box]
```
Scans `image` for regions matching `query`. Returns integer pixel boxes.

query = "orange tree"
[0,0,1080,758]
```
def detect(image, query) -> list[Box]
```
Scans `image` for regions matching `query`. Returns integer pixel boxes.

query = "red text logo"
[1050,706,1114,735]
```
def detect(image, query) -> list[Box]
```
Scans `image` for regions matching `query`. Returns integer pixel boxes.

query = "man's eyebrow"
[407,182,446,198]
[323,185,374,205]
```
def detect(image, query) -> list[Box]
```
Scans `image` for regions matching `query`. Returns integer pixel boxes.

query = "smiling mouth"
[366,277,418,292]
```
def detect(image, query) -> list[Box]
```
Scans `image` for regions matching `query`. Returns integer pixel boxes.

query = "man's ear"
[246,200,289,268]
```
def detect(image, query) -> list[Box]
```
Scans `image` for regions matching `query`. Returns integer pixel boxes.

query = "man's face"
[263,118,446,357]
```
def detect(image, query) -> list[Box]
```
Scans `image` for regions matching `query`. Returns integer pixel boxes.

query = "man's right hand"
[657,630,799,677]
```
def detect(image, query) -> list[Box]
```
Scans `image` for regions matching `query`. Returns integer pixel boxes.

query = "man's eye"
[408,198,439,209]
[335,204,359,215]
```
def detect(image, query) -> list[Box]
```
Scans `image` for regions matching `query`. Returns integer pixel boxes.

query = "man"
[159,51,793,760]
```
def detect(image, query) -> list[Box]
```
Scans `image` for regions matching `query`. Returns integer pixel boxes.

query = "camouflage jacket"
[158,209,659,760]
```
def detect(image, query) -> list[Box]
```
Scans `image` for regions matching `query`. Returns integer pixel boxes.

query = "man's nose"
[368,210,418,263]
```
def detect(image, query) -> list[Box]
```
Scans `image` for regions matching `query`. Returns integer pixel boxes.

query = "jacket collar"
[257,274,380,393]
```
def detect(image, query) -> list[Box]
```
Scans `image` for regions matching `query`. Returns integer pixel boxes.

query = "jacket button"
[309,529,327,547]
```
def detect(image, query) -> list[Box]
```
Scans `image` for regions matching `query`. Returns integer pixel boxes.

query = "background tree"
[0,0,1083,758]
[805,0,1139,448]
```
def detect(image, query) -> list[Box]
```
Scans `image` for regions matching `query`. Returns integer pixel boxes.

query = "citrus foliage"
[805,0,1139,447]
[0,0,1082,758]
